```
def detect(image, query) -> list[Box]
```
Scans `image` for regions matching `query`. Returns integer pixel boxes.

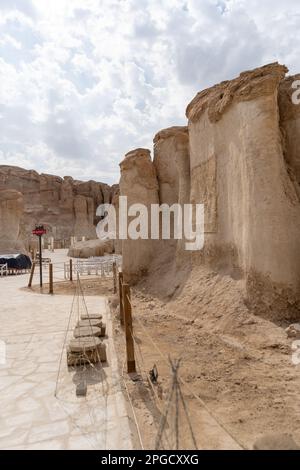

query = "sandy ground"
[110,262,300,450]
[0,249,132,450]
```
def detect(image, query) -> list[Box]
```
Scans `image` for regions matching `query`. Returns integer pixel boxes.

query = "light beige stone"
[186,62,300,319]
[0,189,26,253]
[67,238,114,258]
[119,148,159,283]
[0,165,117,248]
[73,326,101,338]
[153,126,191,266]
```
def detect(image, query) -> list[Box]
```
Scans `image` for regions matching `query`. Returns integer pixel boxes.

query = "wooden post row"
[49,263,53,294]
[122,282,136,374]
[69,259,73,281]
[28,261,36,287]
[118,272,124,325]
[112,261,117,294]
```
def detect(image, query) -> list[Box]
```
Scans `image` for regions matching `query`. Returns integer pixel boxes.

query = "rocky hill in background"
[0,165,118,252]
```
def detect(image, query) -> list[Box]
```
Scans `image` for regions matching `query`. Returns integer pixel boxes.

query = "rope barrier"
[121,324,173,449]
[120,290,177,443]
[124,292,247,450]
[54,274,110,449]
[121,359,145,450]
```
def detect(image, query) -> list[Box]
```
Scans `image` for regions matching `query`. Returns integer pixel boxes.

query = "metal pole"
[39,235,43,288]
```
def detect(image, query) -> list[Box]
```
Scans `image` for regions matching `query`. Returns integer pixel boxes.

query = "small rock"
[286,323,300,339]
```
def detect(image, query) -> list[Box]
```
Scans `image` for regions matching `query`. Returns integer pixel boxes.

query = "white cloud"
[0,0,300,184]
[0,34,22,49]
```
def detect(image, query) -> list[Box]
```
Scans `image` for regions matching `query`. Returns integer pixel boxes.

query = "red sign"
[32,226,47,236]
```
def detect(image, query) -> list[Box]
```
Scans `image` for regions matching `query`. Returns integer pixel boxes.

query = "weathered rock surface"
[186,62,300,319]
[67,337,107,364]
[279,74,300,188]
[0,189,26,253]
[67,238,114,258]
[73,326,101,338]
[285,323,300,339]
[81,313,103,320]
[153,126,191,265]
[186,62,288,123]
[0,165,116,248]
[111,187,122,254]
[117,62,300,318]
[119,148,159,283]
[153,127,187,205]
[77,319,103,328]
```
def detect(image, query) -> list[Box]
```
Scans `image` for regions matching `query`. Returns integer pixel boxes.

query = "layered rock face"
[119,130,191,282]
[119,62,300,318]
[0,165,116,249]
[153,127,184,205]
[0,189,25,253]
[111,187,122,255]
[279,75,300,188]
[153,126,191,264]
[186,63,300,318]
[119,148,159,282]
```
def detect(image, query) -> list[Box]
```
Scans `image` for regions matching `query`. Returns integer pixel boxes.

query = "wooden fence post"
[118,272,124,325]
[69,259,73,281]
[112,262,117,294]
[122,283,136,374]
[28,262,36,287]
[49,263,53,294]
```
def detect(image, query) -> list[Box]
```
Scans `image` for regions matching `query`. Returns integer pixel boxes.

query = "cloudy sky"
[1,0,300,184]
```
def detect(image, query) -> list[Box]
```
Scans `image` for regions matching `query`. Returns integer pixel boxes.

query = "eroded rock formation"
[120,130,191,282]
[119,148,159,282]
[186,62,300,319]
[154,126,191,265]
[67,238,114,258]
[119,62,300,319]
[279,75,300,189]
[0,165,116,249]
[0,189,25,253]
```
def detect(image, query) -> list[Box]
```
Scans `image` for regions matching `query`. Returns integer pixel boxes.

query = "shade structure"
[0,253,32,270]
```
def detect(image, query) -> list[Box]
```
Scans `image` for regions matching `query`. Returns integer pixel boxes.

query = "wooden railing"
[116,269,136,374]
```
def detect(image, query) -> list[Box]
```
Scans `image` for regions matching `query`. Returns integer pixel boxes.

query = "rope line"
[121,359,145,450]
[124,292,247,450]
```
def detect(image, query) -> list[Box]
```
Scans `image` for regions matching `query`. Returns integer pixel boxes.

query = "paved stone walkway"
[0,250,132,450]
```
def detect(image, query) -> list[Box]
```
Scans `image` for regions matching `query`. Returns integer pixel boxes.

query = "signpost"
[32,225,47,288]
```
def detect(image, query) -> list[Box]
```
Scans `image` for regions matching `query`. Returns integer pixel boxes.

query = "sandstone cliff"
[153,126,190,266]
[0,189,25,253]
[119,148,159,282]
[186,62,300,319]
[119,62,300,319]
[120,129,191,283]
[0,165,117,251]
